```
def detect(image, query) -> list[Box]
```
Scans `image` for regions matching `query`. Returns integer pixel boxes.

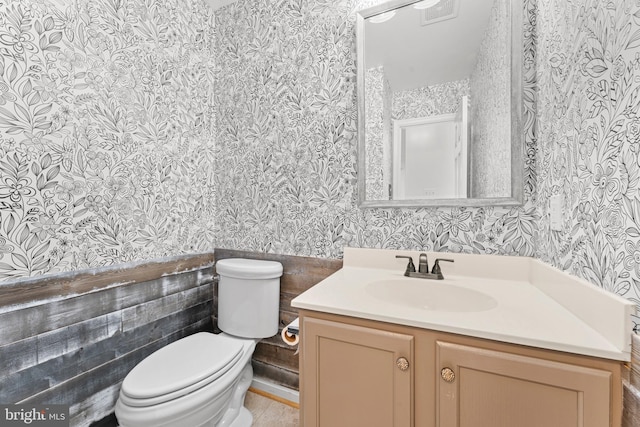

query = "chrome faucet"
[396,253,454,280]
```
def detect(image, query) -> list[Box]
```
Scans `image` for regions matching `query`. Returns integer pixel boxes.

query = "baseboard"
[250,377,299,406]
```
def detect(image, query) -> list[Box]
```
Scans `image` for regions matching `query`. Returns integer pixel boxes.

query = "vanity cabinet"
[437,341,612,427]
[301,317,414,427]
[299,311,624,427]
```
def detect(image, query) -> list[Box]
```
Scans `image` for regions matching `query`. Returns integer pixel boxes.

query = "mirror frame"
[356,0,524,208]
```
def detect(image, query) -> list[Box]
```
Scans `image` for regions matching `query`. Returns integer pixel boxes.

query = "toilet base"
[218,359,253,427]
[228,407,252,427]
[116,337,259,427]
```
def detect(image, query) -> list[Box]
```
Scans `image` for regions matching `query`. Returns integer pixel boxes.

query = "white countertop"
[292,248,636,361]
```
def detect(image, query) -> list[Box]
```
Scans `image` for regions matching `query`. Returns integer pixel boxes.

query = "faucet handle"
[395,255,416,276]
[431,258,454,277]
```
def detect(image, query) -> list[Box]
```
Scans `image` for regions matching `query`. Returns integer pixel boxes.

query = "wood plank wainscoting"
[213,249,343,392]
[0,253,215,427]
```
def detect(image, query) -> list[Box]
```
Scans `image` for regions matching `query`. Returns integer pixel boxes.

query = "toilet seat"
[120,333,244,407]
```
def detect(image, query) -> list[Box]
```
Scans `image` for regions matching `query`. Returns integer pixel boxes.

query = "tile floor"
[244,390,299,426]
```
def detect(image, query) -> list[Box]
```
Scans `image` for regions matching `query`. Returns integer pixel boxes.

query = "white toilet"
[115,258,283,427]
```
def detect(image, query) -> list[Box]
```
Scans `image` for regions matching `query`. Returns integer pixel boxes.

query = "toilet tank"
[216,258,283,338]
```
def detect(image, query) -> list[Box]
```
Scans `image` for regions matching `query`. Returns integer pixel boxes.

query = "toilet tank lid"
[216,258,283,279]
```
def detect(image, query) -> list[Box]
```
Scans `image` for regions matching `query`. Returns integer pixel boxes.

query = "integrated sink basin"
[292,248,637,360]
[365,278,498,312]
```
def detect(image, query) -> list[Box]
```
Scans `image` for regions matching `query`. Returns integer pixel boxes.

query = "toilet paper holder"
[281,318,300,347]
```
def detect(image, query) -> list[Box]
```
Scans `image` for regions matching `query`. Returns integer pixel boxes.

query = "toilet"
[115,258,283,427]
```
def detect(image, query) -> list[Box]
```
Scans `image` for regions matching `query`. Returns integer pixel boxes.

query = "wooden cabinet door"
[300,317,414,427]
[436,341,612,427]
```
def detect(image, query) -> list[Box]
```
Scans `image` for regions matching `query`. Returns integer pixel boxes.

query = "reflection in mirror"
[357,0,523,207]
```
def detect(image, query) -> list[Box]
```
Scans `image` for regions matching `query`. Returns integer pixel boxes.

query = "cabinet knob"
[441,367,455,383]
[396,357,410,371]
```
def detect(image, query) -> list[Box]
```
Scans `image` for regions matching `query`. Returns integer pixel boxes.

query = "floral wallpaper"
[392,79,470,121]
[364,66,386,200]
[0,0,216,280]
[535,0,640,319]
[469,0,511,198]
[4,0,637,325]
[214,0,539,259]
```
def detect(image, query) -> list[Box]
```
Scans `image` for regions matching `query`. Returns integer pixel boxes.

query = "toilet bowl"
[115,258,283,427]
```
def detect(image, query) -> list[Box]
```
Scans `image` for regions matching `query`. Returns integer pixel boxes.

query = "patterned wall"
[364,66,386,200]
[392,79,470,121]
[469,0,511,198]
[535,0,640,317]
[0,0,216,279]
[3,0,638,325]
[214,0,539,260]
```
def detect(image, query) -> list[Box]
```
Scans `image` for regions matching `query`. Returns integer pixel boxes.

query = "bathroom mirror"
[356,0,523,208]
